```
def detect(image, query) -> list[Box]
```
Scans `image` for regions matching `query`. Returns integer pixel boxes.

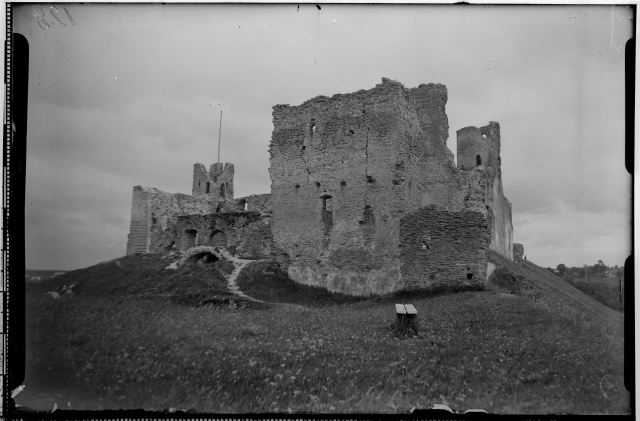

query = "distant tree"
[593,260,606,275]
[557,263,567,276]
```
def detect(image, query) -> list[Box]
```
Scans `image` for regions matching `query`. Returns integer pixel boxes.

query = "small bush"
[488,267,526,294]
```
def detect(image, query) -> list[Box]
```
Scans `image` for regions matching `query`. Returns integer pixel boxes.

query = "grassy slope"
[17,253,629,414]
[488,251,623,333]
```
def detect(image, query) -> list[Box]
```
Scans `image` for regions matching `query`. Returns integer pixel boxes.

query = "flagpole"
[217,110,222,164]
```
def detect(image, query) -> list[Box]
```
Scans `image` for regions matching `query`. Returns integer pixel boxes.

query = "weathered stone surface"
[457,122,513,260]
[235,193,272,214]
[513,243,525,260]
[175,212,284,261]
[267,78,512,295]
[126,186,216,255]
[192,162,235,200]
[400,206,490,290]
[127,78,515,297]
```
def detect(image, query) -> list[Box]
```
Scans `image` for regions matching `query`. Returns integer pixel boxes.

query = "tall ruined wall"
[405,84,467,211]
[457,122,513,260]
[126,186,216,255]
[400,206,490,290]
[126,186,153,255]
[175,212,286,261]
[269,78,468,295]
[192,162,235,200]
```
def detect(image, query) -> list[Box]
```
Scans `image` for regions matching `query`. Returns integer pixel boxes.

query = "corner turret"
[456,121,501,172]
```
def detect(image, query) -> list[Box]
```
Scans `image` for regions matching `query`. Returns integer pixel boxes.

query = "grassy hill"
[16,252,628,414]
[563,277,625,312]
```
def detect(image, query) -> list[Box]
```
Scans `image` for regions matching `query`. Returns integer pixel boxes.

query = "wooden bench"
[395,303,418,336]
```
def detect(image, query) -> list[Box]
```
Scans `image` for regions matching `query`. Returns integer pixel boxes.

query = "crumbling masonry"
[126,78,514,296]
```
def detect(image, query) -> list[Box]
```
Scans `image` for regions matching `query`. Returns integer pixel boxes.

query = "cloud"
[514,204,631,268]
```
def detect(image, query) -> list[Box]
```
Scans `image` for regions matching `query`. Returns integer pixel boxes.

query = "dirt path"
[214,249,265,303]
[214,250,312,311]
[177,246,312,311]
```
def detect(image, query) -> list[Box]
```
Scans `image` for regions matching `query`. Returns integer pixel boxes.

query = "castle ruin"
[126,78,514,296]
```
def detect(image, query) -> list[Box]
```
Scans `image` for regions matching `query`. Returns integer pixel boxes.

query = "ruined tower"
[192,162,235,200]
[457,122,513,260]
[268,78,513,295]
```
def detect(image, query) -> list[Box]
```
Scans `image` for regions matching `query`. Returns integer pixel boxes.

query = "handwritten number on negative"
[32,6,50,31]
[49,6,66,28]
[32,5,77,31]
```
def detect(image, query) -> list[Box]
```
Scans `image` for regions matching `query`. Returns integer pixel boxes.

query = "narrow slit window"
[206,182,210,193]
[476,155,482,166]
[321,195,333,225]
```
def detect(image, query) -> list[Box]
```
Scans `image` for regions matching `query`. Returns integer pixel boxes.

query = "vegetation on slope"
[26,253,238,307]
[563,278,624,312]
[18,253,629,414]
[488,251,623,332]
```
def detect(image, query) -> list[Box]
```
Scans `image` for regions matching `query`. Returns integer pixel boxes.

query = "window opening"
[320,195,333,225]
[476,155,482,166]
[362,205,375,225]
[185,229,198,248]
[206,182,210,193]
[220,183,226,197]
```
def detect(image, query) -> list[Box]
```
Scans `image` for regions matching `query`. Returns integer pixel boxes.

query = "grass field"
[16,252,628,414]
[562,277,625,312]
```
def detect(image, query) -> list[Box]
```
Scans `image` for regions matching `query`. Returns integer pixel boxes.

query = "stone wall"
[268,78,480,295]
[126,186,216,255]
[513,243,524,260]
[126,186,153,255]
[175,212,283,261]
[399,206,490,290]
[235,193,272,214]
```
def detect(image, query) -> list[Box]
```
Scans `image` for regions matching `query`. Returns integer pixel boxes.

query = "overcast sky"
[14,4,633,271]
